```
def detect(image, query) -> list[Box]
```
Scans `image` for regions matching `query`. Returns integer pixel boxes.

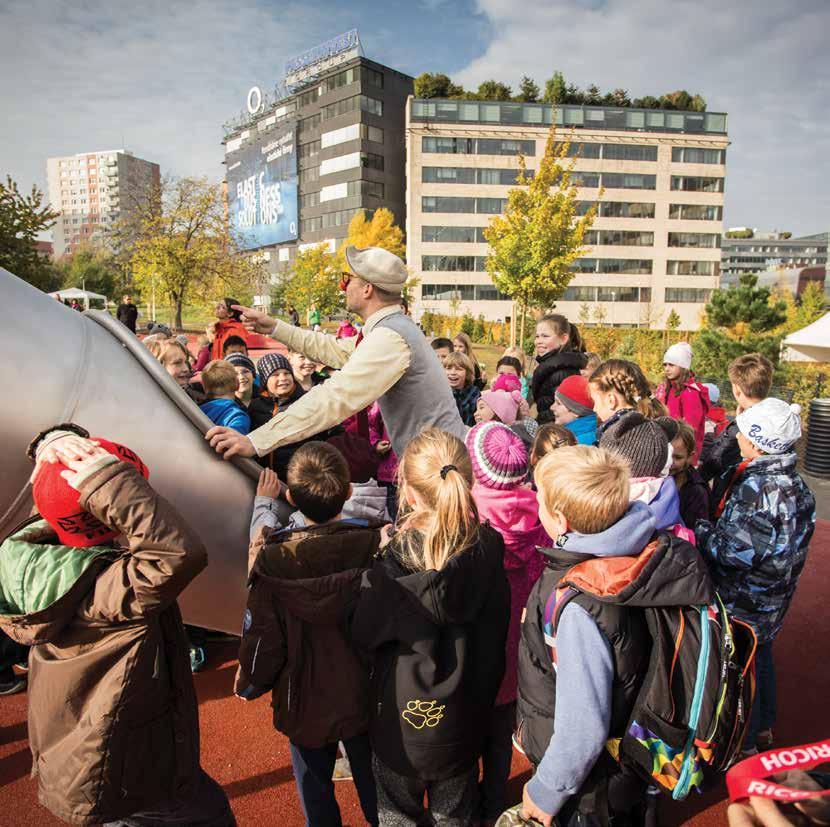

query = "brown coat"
[235,520,380,748]
[0,463,207,825]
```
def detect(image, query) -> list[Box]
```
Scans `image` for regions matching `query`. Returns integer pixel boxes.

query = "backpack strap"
[542,584,580,670]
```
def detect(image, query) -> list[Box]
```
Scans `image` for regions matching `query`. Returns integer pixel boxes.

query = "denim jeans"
[745,641,776,749]
[289,733,378,827]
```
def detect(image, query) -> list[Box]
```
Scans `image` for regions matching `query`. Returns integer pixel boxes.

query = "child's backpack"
[545,587,757,801]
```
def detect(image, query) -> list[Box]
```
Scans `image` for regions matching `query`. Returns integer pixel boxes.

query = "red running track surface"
[1,521,828,826]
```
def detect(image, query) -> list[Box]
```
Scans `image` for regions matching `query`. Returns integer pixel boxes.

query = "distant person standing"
[116,294,138,333]
[308,305,322,331]
[209,298,247,360]
[287,305,300,327]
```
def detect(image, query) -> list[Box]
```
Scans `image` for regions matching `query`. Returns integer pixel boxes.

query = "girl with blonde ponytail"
[350,428,510,826]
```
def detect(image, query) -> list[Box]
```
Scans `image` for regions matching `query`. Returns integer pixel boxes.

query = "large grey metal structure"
[1,268,285,634]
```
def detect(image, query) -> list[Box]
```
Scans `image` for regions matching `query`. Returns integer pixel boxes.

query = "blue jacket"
[565,413,597,445]
[200,398,251,434]
[696,452,815,643]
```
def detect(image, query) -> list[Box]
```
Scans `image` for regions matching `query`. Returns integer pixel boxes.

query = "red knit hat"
[32,439,149,548]
[555,375,595,416]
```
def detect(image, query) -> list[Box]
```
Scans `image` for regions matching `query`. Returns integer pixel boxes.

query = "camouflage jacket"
[696,452,816,643]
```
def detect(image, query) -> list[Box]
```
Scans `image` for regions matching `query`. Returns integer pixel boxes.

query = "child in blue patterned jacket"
[696,397,816,754]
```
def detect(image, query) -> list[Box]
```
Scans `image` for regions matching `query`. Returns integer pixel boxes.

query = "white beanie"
[663,342,693,370]
[736,398,802,455]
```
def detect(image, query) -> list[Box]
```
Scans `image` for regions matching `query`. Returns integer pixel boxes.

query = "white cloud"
[455,0,829,234]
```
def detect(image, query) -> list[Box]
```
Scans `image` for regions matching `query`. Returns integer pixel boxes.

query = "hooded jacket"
[471,484,548,705]
[199,397,251,434]
[350,524,510,780]
[531,350,587,424]
[249,385,309,476]
[236,520,381,748]
[655,375,710,459]
[0,463,206,825]
[566,412,598,446]
[518,502,714,818]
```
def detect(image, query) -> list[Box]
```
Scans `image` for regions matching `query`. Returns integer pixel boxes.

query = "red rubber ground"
[1,521,828,826]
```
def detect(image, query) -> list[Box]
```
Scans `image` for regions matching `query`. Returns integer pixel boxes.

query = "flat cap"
[344,245,408,295]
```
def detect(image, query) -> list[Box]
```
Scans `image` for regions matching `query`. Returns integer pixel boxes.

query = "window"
[474,285,511,300]
[422,196,476,213]
[476,197,508,214]
[422,226,487,243]
[665,288,712,303]
[422,137,475,154]
[422,255,486,272]
[422,137,535,156]
[362,67,383,88]
[362,152,384,170]
[321,67,357,93]
[320,208,366,229]
[669,204,723,221]
[601,144,658,161]
[596,201,656,218]
[561,142,601,159]
[671,176,724,192]
[298,114,321,136]
[360,95,382,116]
[562,286,651,302]
[321,95,359,120]
[319,180,384,202]
[364,124,383,144]
[672,147,725,164]
[421,284,511,301]
[667,260,719,276]
[298,140,320,159]
[571,258,653,274]
[300,191,320,209]
[320,152,361,175]
[601,172,656,189]
[563,286,598,302]
[584,230,654,246]
[422,167,531,185]
[668,232,721,248]
[302,216,322,233]
[572,171,601,188]
[298,86,320,107]
[321,123,360,148]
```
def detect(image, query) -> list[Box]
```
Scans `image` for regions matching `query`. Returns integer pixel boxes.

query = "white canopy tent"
[783,312,830,363]
[48,287,108,310]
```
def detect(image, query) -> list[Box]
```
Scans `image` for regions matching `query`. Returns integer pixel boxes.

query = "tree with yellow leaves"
[484,123,599,344]
[281,243,343,318]
[119,176,262,329]
[339,207,405,260]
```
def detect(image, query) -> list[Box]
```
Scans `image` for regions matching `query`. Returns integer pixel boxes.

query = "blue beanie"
[257,353,292,387]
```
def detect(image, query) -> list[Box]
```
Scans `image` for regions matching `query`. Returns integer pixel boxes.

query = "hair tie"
[440,464,457,480]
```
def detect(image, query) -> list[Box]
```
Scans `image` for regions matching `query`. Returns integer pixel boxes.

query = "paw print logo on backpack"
[401,700,445,730]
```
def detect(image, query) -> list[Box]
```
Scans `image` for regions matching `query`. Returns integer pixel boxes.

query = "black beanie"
[599,411,669,478]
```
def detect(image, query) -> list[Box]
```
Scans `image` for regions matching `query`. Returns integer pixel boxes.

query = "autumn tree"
[339,208,405,259]
[484,126,599,344]
[0,175,59,290]
[516,76,540,102]
[53,243,120,299]
[122,176,261,329]
[543,72,567,104]
[282,243,342,318]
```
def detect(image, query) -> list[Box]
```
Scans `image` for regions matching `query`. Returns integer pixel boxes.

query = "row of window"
[420,283,712,304]
[563,143,657,162]
[667,260,719,275]
[423,137,537,156]
[318,179,384,203]
[668,232,721,249]
[422,284,512,301]
[572,258,654,274]
[301,207,369,233]
[321,123,384,149]
[584,230,655,246]
[422,196,509,214]
[318,151,384,176]
[320,94,383,120]
[59,154,117,167]
[422,167,534,185]
[422,255,489,272]
[671,147,725,164]
[563,286,653,303]
[670,175,724,192]
[297,67,384,107]
[574,171,657,189]
[576,201,655,219]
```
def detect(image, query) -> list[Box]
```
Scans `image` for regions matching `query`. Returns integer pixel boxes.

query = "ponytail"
[537,313,586,354]
[590,359,666,419]
[397,429,480,572]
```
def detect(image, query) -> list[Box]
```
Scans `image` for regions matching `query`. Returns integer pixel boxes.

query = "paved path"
[1,521,828,826]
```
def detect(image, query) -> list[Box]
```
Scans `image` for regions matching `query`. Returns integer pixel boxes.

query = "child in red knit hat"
[551,374,597,445]
[0,425,235,827]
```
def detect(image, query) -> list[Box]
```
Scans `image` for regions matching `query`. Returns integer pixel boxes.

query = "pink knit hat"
[480,389,523,425]
[491,373,522,394]
[465,421,528,489]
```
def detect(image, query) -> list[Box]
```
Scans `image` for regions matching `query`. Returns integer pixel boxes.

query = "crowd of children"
[0,301,821,827]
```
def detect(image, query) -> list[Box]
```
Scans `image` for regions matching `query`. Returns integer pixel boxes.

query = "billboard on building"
[226,123,298,251]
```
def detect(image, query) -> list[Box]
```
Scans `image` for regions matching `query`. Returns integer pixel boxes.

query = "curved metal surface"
[0,268,289,634]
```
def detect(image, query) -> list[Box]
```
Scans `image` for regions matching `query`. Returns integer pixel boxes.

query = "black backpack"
[545,587,757,800]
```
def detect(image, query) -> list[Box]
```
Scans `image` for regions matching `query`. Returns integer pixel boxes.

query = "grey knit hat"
[599,411,669,478]
[257,353,292,387]
[225,352,255,375]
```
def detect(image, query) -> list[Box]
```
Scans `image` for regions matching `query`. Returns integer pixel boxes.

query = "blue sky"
[1,0,827,236]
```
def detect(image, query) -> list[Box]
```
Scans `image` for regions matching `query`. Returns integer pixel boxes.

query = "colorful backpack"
[545,587,757,800]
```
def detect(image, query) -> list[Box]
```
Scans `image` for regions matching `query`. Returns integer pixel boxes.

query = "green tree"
[476,80,512,101]
[607,88,631,107]
[516,76,540,102]
[460,311,475,336]
[0,175,60,290]
[785,282,827,334]
[484,127,599,344]
[695,273,788,377]
[725,228,754,239]
[414,72,452,98]
[282,243,342,318]
[666,309,681,331]
[543,72,567,104]
[54,243,120,299]
[584,84,602,105]
[473,314,487,342]
[126,176,261,329]
[632,95,661,109]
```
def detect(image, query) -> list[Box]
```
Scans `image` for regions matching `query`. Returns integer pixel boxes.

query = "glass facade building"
[407,98,728,330]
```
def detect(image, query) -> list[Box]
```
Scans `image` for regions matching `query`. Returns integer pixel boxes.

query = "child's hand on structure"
[257,469,282,500]
[376,440,392,456]
[58,447,118,490]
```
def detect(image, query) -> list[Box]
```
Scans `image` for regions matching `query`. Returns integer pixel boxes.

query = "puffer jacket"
[531,350,587,424]
[0,463,206,825]
[696,452,816,642]
[655,374,710,459]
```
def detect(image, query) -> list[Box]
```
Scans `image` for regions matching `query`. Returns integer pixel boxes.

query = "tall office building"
[721,231,827,279]
[222,31,413,285]
[406,99,728,329]
[46,150,160,258]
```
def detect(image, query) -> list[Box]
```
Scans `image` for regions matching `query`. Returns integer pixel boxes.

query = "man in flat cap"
[206,246,466,461]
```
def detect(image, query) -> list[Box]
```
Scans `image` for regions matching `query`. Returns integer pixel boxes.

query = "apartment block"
[721,231,827,280]
[406,99,728,330]
[46,150,160,258]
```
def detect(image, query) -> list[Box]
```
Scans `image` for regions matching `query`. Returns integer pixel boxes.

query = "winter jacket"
[210,318,248,360]
[193,345,211,373]
[235,520,381,748]
[630,475,683,530]
[337,320,358,339]
[199,397,251,434]
[518,502,714,819]
[532,350,587,424]
[565,412,598,445]
[700,420,742,519]
[676,466,710,531]
[350,524,510,780]
[696,451,816,643]
[471,484,548,705]
[249,386,308,476]
[0,463,205,825]
[367,402,398,484]
[655,375,710,459]
[596,407,635,441]
[116,302,138,332]
[452,384,481,427]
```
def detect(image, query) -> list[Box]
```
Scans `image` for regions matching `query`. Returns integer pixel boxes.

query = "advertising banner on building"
[226,123,298,250]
